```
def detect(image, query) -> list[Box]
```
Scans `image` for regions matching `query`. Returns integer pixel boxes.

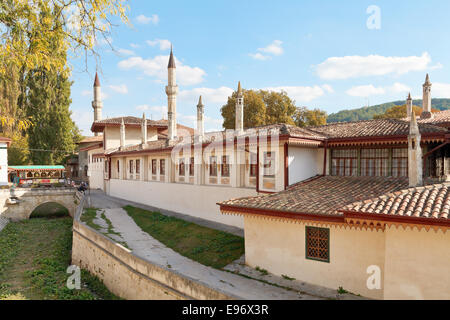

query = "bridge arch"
[29,201,70,219]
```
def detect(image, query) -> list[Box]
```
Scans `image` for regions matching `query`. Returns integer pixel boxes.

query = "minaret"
[406,92,413,119]
[141,112,147,145]
[165,45,178,141]
[408,111,423,187]
[120,118,125,149]
[421,73,433,119]
[92,72,103,136]
[235,81,244,133]
[197,95,204,141]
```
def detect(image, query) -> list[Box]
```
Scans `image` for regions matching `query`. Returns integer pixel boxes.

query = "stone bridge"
[0,187,78,221]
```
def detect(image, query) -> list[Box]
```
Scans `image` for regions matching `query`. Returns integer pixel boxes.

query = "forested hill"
[327,98,450,123]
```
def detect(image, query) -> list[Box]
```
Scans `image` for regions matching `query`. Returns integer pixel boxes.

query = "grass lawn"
[0,216,119,300]
[123,205,245,269]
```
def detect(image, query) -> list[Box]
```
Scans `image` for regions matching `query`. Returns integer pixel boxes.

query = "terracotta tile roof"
[79,136,103,144]
[307,118,446,140]
[219,176,409,217]
[106,138,174,156]
[341,183,450,220]
[417,109,450,127]
[93,116,168,126]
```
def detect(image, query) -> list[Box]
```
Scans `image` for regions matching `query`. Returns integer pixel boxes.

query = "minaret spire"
[421,73,433,119]
[235,81,244,134]
[197,95,204,141]
[92,72,103,136]
[408,111,423,187]
[141,112,147,145]
[406,92,413,119]
[165,45,178,141]
[120,118,125,149]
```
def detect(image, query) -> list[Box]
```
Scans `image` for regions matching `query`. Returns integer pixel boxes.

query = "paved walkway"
[87,190,361,300]
[0,216,9,232]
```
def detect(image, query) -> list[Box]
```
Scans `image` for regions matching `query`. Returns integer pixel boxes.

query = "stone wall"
[72,195,235,300]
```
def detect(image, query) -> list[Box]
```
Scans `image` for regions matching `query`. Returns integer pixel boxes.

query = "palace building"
[85,49,450,299]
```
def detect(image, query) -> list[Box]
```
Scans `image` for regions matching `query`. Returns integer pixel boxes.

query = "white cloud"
[177,113,222,131]
[117,48,135,56]
[249,40,283,61]
[249,53,271,61]
[432,83,450,98]
[146,39,171,50]
[179,87,234,104]
[136,105,167,119]
[389,82,411,94]
[258,40,283,56]
[130,43,140,49]
[118,55,206,86]
[316,52,435,80]
[109,84,128,94]
[263,85,329,103]
[81,89,108,100]
[71,109,93,135]
[136,14,159,25]
[346,85,385,97]
[321,84,334,93]
[136,104,149,111]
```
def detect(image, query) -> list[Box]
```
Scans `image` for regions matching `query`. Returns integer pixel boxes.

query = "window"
[160,159,165,175]
[392,148,408,177]
[331,149,357,176]
[179,158,185,176]
[129,160,134,174]
[263,152,275,177]
[105,161,108,173]
[361,149,389,177]
[136,159,140,174]
[117,160,120,173]
[209,156,217,177]
[305,226,329,263]
[152,159,157,175]
[250,153,257,177]
[221,155,230,177]
[189,157,194,176]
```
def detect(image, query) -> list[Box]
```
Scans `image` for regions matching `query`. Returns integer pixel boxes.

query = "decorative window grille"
[152,159,157,175]
[392,148,408,177]
[361,148,389,177]
[263,152,275,177]
[209,156,217,177]
[179,158,185,176]
[250,153,257,177]
[221,155,230,177]
[331,149,357,176]
[305,226,330,262]
[189,157,195,176]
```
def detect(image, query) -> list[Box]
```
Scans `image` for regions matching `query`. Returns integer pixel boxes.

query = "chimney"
[235,81,244,134]
[92,72,103,136]
[421,73,433,119]
[120,118,125,149]
[197,95,204,141]
[165,45,178,141]
[141,113,147,145]
[408,111,423,187]
[406,92,413,118]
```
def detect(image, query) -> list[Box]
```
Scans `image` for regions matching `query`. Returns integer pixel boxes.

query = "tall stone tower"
[421,73,433,119]
[92,72,103,136]
[235,81,244,133]
[197,95,204,140]
[406,92,413,119]
[408,111,423,187]
[165,46,178,141]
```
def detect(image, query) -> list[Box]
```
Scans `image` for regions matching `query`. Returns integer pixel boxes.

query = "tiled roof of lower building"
[308,118,446,140]
[219,176,409,217]
[417,109,450,127]
[341,183,450,220]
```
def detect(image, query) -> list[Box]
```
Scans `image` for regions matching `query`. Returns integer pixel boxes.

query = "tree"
[221,89,266,129]
[0,0,129,126]
[294,107,327,127]
[221,89,314,129]
[373,104,439,119]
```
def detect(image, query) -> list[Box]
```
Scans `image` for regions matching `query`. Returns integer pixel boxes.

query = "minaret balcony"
[165,85,179,96]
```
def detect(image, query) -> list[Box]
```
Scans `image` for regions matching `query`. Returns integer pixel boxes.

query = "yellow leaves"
[0,115,32,131]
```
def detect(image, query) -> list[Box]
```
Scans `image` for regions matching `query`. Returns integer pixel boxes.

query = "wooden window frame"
[360,148,389,177]
[209,156,217,177]
[129,160,134,174]
[152,159,157,175]
[135,159,140,174]
[250,153,257,177]
[179,158,185,176]
[263,151,276,178]
[221,155,230,177]
[189,157,195,177]
[331,149,357,177]
[160,159,165,176]
[305,226,330,263]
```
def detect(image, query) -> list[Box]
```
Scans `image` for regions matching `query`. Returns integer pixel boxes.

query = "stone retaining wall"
[72,194,235,300]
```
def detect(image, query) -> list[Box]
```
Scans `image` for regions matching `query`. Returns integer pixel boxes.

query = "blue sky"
[70,0,450,135]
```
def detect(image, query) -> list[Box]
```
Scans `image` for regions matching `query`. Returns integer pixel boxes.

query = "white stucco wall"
[104,127,158,150]
[88,148,105,190]
[288,146,322,185]
[0,142,8,185]
[108,179,257,228]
